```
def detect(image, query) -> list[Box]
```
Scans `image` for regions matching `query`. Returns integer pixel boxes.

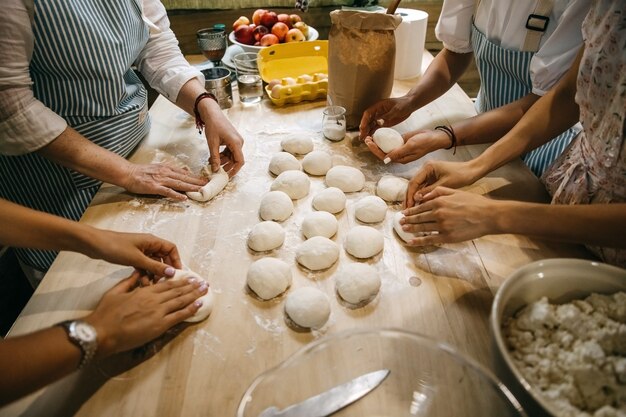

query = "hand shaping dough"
[354,195,387,223]
[376,176,409,202]
[392,210,421,243]
[302,151,332,176]
[186,167,229,202]
[246,257,292,300]
[301,211,338,239]
[296,236,340,271]
[269,152,302,176]
[259,191,294,221]
[171,269,214,323]
[325,166,365,192]
[285,287,331,329]
[344,226,384,259]
[247,221,285,252]
[270,170,311,200]
[335,263,381,305]
[372,127,403,153]
[281,135,314,155]
[312,187,346,214]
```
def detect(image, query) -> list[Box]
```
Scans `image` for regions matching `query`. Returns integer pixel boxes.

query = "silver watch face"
[73,322,97,343]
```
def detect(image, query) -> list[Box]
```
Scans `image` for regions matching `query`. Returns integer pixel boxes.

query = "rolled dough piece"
[269,152,302,176]
[186,167,229,202]
[296,236,339,271]
[246,257,292,300]
[301,211,338,239]
[344,226,384,259]
[247,221,285,252]
[392,210,421,243]
[312,187,346,214]
[285,287,331,329]
[281,135,314,155]
[325,165,365,193]
[270,170,311,200]
[354,195,387,223]
[372,127,403,153]
[171,269,214,323]
[302,151,332,176]
[335,263,381,304]
[376,176,409,202]
[259,191,294,221]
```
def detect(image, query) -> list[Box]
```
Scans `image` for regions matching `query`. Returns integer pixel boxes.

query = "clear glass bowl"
[237,328,527,417]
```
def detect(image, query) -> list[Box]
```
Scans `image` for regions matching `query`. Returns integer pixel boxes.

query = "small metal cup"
[201,67,233,109]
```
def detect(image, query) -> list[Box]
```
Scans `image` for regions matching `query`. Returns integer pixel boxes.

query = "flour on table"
[296,236,340,271]
[335,263,381,305]
[301,211,338,239]
[259,191,294,222]
[247,221,285,252]
[285,287,331,329]
[246,258,292,300]
[354,195,387,223]
[171,269,214,322]
[325,165,365,193]
[312,187,346,214]
[270,170,311,200]
[186,167,229,202]
[269,152,302,176]
[344,226,384,259]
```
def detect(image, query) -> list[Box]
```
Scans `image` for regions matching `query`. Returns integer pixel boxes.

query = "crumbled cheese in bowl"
[503,291,626,417]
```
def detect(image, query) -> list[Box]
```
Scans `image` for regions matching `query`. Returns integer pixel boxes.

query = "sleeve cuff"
[157,67,204,102]
[441,41,474,55]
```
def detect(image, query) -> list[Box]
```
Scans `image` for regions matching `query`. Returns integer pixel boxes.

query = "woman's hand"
[405,160,481,207]
[401,187,502,246]
[122,163,208,201]
[359,96,414,139]
[364,129,453,163]
[199,100,245,177]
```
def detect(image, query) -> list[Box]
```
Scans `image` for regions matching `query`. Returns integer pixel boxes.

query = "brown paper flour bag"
[328,10,401,129]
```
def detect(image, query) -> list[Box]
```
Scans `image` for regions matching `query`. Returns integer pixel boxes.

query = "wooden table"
[2,53,591,417]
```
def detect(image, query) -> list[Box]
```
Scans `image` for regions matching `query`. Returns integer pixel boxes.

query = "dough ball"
[171,269,214,323]
[325,165,365,193]
[247,221,285,252]
[312,187,346,214]
[259,191,294,221]
[246,258,292,300]
[336,263,381,304]
[302,151,332,176]
[354,195,387,223]
[376,176,409,202]
[270,170,311,200]
[392,210,421,243]
[344,226,384,259]
[302,211,338,239]
[269,152,302,176]
[281,135,314,155]
[372,127,404,153]
[296,236,340,271]
[285,287,331,329]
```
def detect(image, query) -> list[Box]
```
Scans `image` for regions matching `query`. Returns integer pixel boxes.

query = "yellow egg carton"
[257,40,328,106]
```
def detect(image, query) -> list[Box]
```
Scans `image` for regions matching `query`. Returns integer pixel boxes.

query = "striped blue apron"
[0,0,150,277]
[470,23,579,177]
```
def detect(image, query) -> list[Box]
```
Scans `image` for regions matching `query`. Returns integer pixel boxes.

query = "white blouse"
[0,0,203,155]
[435,0,590,96]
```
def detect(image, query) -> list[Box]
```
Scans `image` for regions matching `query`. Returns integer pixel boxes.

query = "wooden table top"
[2,52,592,417]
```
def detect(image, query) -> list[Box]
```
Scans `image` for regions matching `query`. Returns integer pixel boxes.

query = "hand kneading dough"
[372,127,404,153]
[296,236,339,270]
[302,151,332,176]
[325,166,365,192]
[246,258,292,300]
[247,221,285,251]
[186,167,229,202]
[259,191,294,221]
[336,263,381,304]
[301,211,338,239]
[376,176,409,202]
[281,136,314,155]
[312,187,346,214]
[269,152,302,176]
[270,170,311,200]
[354,195,387,223]
[285,287,331,329]
[392,211,421,243]
[344,226,384,259]
[171,269,214,322]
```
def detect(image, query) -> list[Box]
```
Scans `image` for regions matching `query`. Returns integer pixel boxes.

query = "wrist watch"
[58,320,98,369]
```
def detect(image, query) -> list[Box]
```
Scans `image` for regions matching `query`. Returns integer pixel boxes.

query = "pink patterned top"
[542,0,626,267]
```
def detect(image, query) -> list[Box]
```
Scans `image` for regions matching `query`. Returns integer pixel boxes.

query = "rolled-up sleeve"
[136,0,204,103]
[435,0,475,54]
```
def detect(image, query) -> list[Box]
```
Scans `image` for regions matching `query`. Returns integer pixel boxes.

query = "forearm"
[175,78,224,133]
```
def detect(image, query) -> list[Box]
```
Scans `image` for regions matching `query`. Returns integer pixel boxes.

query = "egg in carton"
[265,73,328,106]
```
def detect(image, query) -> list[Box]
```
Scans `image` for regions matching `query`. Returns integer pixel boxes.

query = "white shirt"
[0,0,203,155]
[435,0,589,96]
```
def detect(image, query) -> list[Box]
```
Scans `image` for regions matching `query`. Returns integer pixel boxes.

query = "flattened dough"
[187,167,229,202]
[171,269,214,323]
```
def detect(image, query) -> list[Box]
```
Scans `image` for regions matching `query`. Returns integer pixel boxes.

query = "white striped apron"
[0,0,150,276]
[470,23,579,177]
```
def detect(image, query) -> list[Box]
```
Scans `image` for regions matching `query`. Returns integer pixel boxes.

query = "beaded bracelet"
[193,92,218,133]
[434,125,457,155]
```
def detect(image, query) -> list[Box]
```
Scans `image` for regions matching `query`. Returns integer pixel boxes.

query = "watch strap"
[58,320,97,370]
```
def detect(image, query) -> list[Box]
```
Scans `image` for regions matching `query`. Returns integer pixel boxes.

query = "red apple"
[252,9,267,26]
[260,11,278,30]
[253,25,269,42]
[277,14,292,28]
[234,24,255,45]
[289,14,302,25]
[232,16,250,31]
[271,22,289,42]
[260,33,279,47]
[285,28,306,43]
[293,21,309,38]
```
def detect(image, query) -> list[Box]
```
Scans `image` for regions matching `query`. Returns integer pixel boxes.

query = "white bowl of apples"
[229,9,318,53]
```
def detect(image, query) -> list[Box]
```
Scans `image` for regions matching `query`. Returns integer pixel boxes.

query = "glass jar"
[322,105,347,141]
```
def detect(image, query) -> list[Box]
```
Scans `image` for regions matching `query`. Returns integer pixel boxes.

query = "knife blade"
[259,369,390,417]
